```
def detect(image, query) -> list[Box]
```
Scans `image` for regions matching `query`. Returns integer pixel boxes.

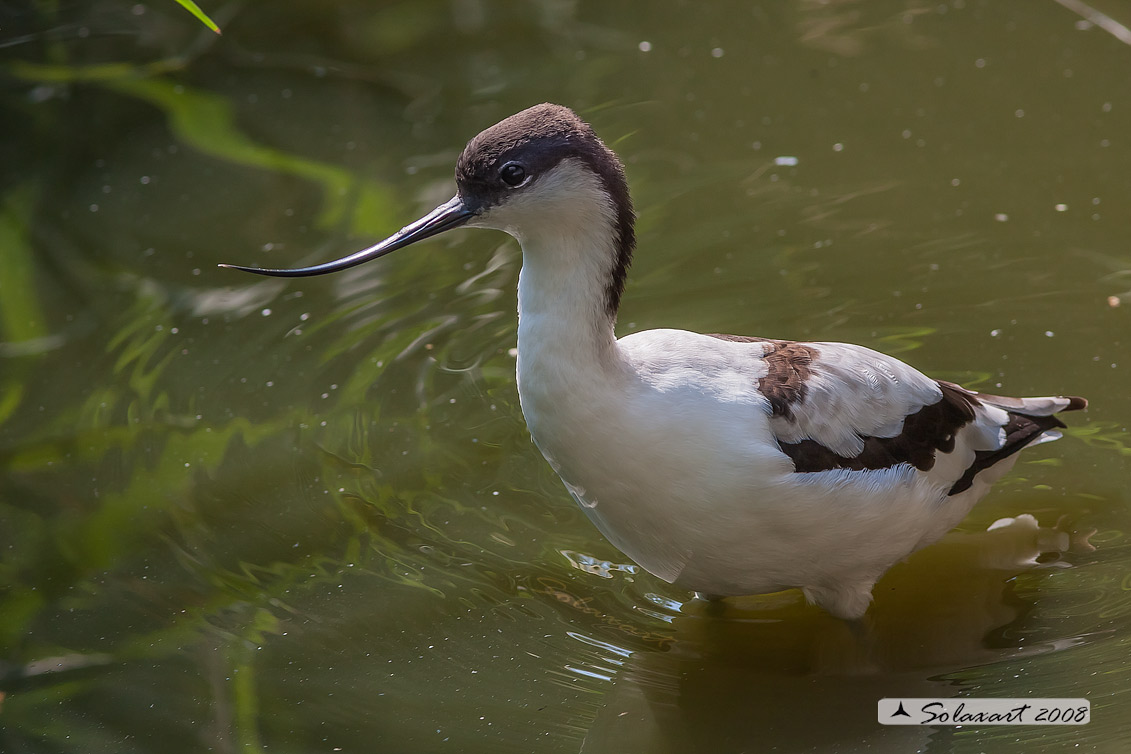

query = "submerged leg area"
[802,582,876,621]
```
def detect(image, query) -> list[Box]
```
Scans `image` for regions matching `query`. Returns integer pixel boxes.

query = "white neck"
[514,214,621,382]
[512,220,626,478]
[468,158,624,380]
[492,161,627,450]
[468,158,629,448]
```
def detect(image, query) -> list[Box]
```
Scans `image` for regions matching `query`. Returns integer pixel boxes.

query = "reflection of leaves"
[1064,422,1131,456]
[0,187,48,428]
[103,76,398,236]
[874,326,936,355]
[0,189,46,345]
[10,64,400,238]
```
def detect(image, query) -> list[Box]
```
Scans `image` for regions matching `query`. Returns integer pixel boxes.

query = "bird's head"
[220,104,635,311]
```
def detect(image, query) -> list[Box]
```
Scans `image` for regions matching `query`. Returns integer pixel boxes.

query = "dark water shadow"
[577,513,1099,753]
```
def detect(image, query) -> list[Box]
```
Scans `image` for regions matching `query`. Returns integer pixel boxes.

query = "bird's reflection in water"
[579,514,1095,754]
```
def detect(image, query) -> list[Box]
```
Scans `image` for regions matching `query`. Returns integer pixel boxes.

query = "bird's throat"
[513,221,627,450]
[514,223,622,374]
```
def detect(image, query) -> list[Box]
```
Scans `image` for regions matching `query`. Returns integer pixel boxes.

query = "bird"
[221,103,1087,620]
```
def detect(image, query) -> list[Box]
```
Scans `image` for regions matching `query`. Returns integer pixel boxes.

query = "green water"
[2,1,1130,752]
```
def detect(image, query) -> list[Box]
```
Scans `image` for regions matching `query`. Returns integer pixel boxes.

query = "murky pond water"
[3,1,1130,751]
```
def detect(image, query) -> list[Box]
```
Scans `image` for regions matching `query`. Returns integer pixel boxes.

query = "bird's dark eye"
[499,162,527,187]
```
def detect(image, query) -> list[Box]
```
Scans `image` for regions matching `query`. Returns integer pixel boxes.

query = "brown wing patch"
[706,334,817,419]
[777,380,979,475]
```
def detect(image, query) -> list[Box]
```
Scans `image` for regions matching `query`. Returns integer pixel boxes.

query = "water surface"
[2,1,1130,752]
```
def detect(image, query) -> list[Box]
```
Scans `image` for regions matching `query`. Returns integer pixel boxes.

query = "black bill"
[219,196,473,277]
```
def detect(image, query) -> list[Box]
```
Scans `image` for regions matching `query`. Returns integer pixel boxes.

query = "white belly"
[521,370,972,600]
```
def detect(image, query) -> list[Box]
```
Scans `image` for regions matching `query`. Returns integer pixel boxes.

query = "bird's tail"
[972,392,1088,416]
[942,386,1088,495]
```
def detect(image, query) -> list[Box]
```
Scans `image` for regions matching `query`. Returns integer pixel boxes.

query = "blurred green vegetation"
[1,0,1128,752]
[0,2,526,751]
[173,0,220,34]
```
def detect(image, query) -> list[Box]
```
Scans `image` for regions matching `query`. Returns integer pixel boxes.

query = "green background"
[1,1,1129,751]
